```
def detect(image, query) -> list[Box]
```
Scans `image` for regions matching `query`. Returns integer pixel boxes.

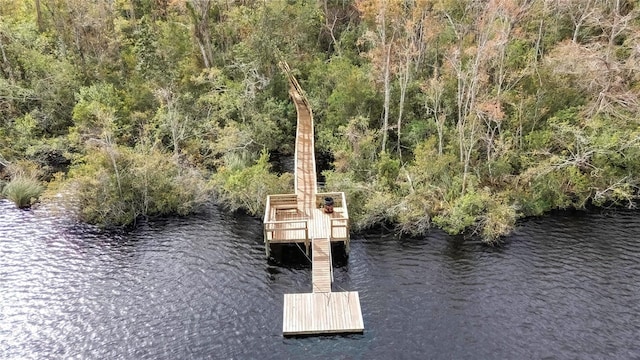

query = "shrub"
[433,188,516,244]
[433,189,489,236]
[3,177,43,208]
[358,190,401,230]
[55,145,210,227]
[479,198,517,244]
[210,149,293,215]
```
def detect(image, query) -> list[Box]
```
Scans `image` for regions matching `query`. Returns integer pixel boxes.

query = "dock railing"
[263,194,310,255]
[265,193,298,217]
[264,219,309,241]
[315,192,350,240]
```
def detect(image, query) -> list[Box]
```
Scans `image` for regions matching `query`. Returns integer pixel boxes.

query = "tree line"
[0,0,638,242]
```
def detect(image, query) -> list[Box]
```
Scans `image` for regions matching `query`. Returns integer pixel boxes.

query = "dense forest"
[1,0,639,242]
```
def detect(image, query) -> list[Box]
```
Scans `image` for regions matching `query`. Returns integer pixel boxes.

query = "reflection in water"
[1,200,640,359]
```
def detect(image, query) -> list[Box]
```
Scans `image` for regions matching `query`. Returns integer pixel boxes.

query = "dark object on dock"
[323,197,334,214]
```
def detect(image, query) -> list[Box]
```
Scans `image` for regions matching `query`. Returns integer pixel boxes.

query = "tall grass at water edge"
[3,177,43,208]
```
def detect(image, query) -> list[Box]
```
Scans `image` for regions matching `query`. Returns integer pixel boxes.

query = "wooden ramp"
[283,292,364,336]
[312,237,332,293]
[271,63,363,336]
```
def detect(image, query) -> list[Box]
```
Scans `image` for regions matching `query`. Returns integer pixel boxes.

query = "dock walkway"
[265,64,364,336]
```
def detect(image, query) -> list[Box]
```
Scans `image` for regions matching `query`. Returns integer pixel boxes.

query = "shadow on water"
[441,235,473,261]
[315,150,334,185]
[267,242,350,269]
[269,150,335,186]
[283,332,364,340]
[330,243,349,267]
[268,244,311,269]
[269,151,295,175]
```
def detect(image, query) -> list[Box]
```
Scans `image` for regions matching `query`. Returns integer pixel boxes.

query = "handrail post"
[264,195,271,257]
[304,220,310,256]
[329,240,334,283]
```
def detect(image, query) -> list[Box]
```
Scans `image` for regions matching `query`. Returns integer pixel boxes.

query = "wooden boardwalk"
[311,237,332,293]
[291,82,316,210]
[264,64,363,336]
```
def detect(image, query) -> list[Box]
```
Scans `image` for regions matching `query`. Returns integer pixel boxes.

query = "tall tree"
[186,0,214,68]
[394,0,432,156]
[356,0,399,153]
[35,0,44,32]
[440,0,519,191]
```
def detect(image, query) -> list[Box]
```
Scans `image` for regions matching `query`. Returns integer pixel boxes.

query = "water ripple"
[2,201,640,359]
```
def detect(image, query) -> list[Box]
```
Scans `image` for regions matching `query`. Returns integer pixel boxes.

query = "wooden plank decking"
[312,237,332,293]
[265,64,363,336]
[265,200,349,244]
[283,292,364,336]
[291,77,316,209]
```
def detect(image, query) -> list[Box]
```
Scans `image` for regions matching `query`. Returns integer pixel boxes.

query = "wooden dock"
[264,63,363,336]
[283,292,364,335]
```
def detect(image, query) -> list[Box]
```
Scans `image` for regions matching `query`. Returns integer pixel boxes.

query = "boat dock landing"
[264,63,364,336]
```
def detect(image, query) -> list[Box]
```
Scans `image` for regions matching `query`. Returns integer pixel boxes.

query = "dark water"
[1,200,639,359]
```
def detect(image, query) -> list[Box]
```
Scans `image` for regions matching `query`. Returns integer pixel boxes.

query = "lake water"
[1,199,639,359]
